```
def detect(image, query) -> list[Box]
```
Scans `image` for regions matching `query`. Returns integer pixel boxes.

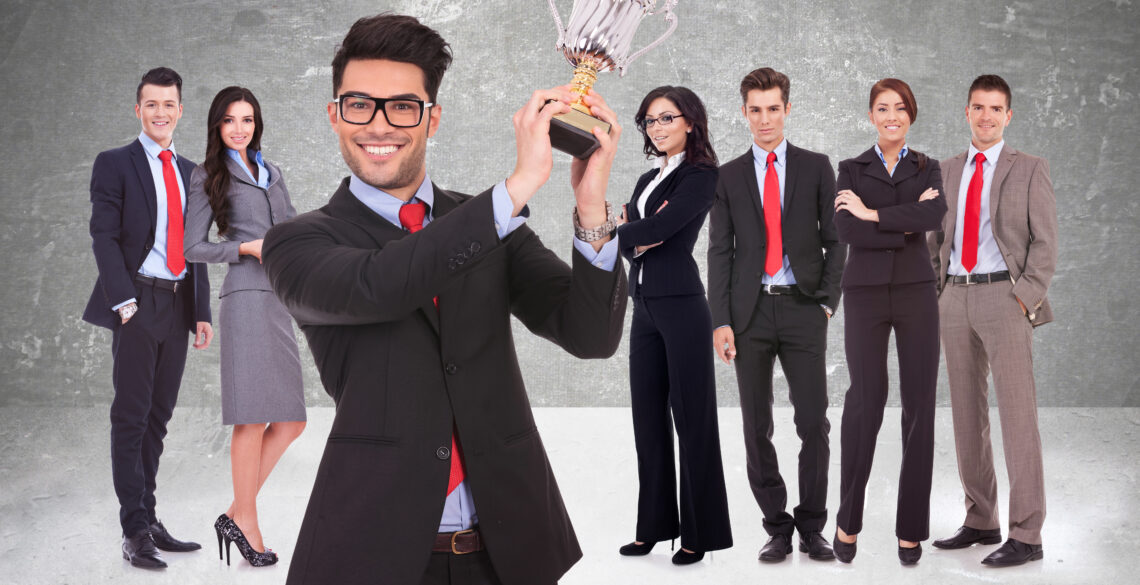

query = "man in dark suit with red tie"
[707,67,845,563]
[262,14,627,585]
[83,67,213,569]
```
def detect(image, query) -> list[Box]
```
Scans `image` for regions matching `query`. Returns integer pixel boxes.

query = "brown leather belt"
[947,270,1011,285]
[432,528,483,554]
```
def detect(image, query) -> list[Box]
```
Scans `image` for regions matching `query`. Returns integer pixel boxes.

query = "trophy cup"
[547,0,679,158]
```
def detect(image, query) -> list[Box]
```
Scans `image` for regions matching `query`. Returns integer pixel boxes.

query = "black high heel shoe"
[619,541,655,556]
[214,514,229,561]
[898,541,922,565]
[671,548,705,565]
[833,529,857,563]
[219,516,277,567]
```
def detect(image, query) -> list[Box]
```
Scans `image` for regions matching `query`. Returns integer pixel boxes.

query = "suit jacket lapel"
[644,164,683,217]
[736,150,767,241]
[782,143,800,218]
[942,152,966,258]
[128,140,158,232]
[989,147,1018,220]
[854,147,894,188]
[225,157,258,188]
[891,151,918,185]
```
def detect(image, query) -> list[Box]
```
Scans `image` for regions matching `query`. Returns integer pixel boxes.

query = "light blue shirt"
[874,143,909,177]
[949,140,1009,276]
[226,148,269,189]
[347,172,617,531]
[752,139,796,286]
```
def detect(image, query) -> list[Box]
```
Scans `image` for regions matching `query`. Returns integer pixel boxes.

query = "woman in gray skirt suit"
[184,86,305,565]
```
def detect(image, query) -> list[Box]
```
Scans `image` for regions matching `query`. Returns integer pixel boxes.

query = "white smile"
[363,145,399,156]
[885,125,900,130]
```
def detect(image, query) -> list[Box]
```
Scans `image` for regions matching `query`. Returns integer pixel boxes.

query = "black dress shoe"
[981,538,1043,567]
[619,541,655,556]
[933,525,1002,549]
[798,531,835,561]
[149,520,202,552]
[758,533,792,562]
[898,542,922,565]
[122,529,167,569]
[671,548,704,565]
[833,529,856,563]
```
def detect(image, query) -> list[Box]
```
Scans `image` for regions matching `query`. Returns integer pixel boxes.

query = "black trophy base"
[550,108,611,159]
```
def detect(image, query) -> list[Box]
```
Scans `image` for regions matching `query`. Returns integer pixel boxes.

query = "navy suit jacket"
[83,139,212,331]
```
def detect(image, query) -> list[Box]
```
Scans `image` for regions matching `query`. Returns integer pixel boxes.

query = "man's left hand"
[194,322,214,350]
[571,90,621,230]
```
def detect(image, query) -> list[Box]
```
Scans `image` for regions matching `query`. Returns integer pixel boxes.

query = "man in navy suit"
[83,67,213,569]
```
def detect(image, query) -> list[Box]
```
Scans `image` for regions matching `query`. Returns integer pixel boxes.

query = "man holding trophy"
[262,11,630,585]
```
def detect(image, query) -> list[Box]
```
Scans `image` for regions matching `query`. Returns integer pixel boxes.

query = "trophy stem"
[568,60,600,114]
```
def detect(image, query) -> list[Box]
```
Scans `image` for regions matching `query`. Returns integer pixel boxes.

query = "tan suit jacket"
[929,147,1058,326]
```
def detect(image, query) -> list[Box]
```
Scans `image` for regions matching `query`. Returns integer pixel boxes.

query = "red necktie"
[763,151,783,276]
[158,150,185,275]
[961,152,986,273]
[398,201,465,495]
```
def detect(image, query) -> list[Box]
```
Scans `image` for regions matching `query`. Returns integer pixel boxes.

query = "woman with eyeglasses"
[184,86,306,567]
[831,78,946,566]
[615,86,733,565]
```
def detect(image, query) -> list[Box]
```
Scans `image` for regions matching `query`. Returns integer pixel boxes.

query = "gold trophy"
[547,0,679,158]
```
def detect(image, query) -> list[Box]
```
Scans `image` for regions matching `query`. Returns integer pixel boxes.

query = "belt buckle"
[964,273,976,285]
[451,528,475,555]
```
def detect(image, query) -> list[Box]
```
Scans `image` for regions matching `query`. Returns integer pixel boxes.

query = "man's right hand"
[118,302,138,324]
[713,327,736,365]
[504,86,574,216]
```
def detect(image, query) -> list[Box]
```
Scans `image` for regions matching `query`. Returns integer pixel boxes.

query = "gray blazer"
[184,157,297,296]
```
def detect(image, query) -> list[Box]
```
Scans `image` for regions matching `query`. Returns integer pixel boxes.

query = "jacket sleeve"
[616,168,716,247]
[89,150,136,309]
[877,159,948,234]
[183,166,242,264]
[706,171,735,328]
[1010,157,1058,314]
[813,156,845,311]
[834,159,907,249]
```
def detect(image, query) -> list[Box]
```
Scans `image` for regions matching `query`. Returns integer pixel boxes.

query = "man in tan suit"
[928,74,1057,567]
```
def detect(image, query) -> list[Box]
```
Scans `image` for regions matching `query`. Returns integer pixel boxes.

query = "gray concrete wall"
[1,0,1136,408]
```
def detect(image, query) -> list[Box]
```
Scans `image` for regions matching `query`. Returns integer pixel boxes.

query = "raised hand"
[505,85,575,215]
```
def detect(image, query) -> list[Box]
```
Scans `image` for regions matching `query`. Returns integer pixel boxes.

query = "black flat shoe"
[671,548,704,565]
[122,528,167,569]
[149,520,201,552]
[833,529,856,563]
[619,541,655,556]
[981,539,1043,567]
[933,525,1002,549]
[898,542,922,565]
[219,516,278,567]
[758,533,792,562]
[799,531,835,561]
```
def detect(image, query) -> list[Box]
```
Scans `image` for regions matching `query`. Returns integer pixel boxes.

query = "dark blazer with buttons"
[82,139,212,330]
[263,178,627,585]
[835,147,947,288]
[708,143,845,331]
[618,161,715,297]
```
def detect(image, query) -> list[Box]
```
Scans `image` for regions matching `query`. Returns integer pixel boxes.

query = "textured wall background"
[0,0,1136,409]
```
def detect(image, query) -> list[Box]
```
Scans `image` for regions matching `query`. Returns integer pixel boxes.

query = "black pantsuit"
[618,161,732,552]
[833,147,947,542]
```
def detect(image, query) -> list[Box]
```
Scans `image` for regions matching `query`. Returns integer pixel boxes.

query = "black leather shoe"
[798,531,835,560]
[122,529,167,569]
[149,520,202,552]
[758,533,792,562]
[981,539,1043,567]
[933,525,1002,549]
[898,542,922,565]
[619,541,655,556]
[671,548,704,565]
[833,529,856,563]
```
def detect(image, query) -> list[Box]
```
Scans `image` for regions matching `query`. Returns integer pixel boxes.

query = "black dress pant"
[628,292,732,552]
[836,281,939,541]
[110,284,190,535]
[419,551,504,585]
[733,293,831,537]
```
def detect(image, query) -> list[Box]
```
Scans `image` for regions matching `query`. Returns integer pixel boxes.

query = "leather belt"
[433,528,483,555]
[135,274,183,293]
[761,284,799,296]
[947,271,1011,285]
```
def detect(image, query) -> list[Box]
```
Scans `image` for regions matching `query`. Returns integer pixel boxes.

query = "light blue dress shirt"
[874,142,909,177]
[948,140,1009,276]
[752,139,796,286]
[347,172,617,531]
[226,148,270,188]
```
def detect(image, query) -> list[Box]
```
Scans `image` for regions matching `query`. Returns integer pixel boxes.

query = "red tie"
[961,152,986,273]
[763,151,783,277]
[158,150,185,275]
[398,201,465,495]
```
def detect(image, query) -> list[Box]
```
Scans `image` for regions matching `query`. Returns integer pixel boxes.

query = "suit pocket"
[327,434,400,446]
[503,426,539,446]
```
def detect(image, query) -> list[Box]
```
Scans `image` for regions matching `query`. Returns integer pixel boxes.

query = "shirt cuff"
[492,180,527,239]
[573,236,619,272]
[112,298,137,312]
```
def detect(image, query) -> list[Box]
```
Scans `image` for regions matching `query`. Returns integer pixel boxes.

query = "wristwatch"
[118,303,138,321]
[572,202,616,242]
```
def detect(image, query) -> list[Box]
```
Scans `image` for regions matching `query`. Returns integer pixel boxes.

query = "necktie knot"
[974,152,986,165]
[399,201,428,233]
[766,151,777,164]
[159,150,173,163]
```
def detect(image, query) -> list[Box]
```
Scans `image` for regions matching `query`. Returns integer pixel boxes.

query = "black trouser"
[110,283,190,535]
[732,292,831,538]
[419,551,503,585]
[628,292,733,552]
[836,281,939,541]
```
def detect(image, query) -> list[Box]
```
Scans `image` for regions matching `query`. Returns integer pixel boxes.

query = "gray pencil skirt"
[218,289,306,425]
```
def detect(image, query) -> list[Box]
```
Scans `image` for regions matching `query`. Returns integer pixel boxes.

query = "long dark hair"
[203,86,263,236]
[868,78,927,171]
[634,86,718,169]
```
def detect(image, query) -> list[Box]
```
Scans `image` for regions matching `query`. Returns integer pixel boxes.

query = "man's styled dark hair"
[331,13,453,101]
[968,74,1013,109]
[739,67,790,106]
[136,67,182,103]
[634,86,718,169]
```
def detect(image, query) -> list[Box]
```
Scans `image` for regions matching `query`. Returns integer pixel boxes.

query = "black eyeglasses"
[334,95,434,127]
[637,113,684,132]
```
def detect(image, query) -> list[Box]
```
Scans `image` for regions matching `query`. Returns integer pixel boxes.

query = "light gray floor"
[1,406,1134,585]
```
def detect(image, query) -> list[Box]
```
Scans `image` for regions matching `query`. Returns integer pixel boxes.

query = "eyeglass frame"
[637,113,685,132]
[333,94,435,127]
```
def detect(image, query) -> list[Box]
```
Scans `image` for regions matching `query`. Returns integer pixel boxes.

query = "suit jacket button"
[445,363,458,375]
[436,446,450,460]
